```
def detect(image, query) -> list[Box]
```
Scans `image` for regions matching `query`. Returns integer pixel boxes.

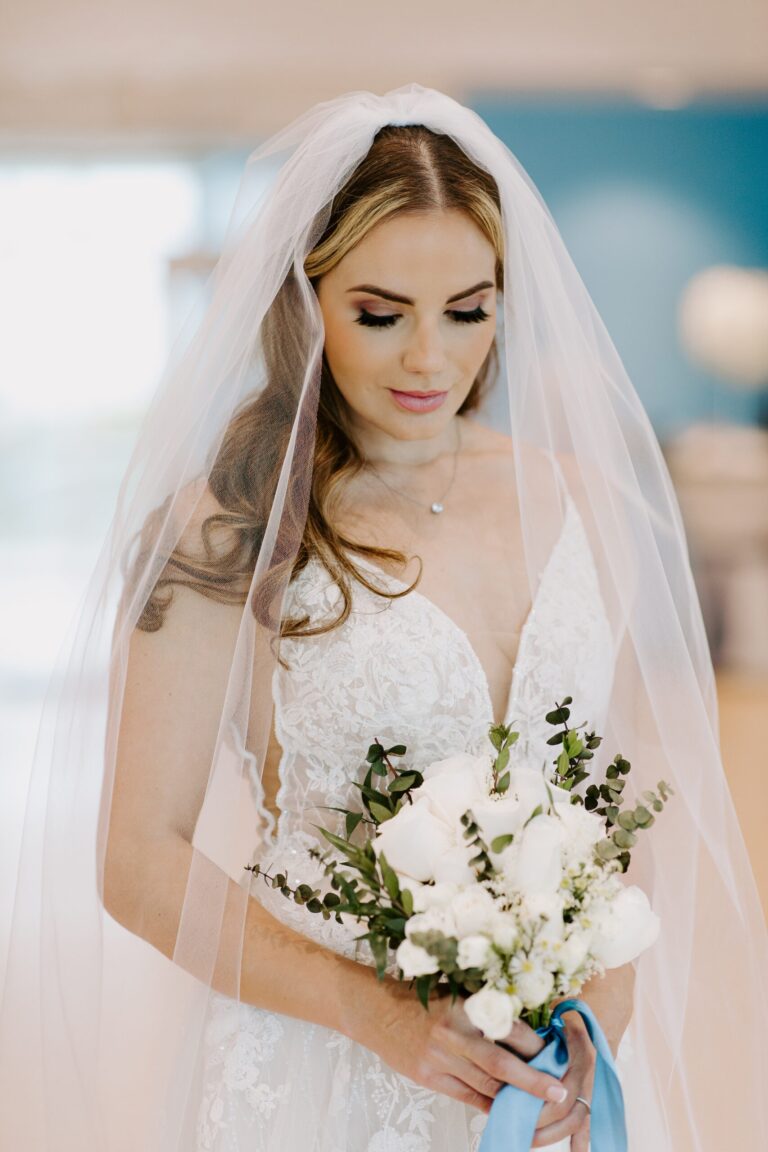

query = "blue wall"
[468,95,768,439]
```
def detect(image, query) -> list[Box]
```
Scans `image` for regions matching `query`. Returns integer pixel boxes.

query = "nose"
[401,318,447,377]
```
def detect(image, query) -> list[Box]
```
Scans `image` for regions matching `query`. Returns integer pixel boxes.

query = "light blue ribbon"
[478,998,627,1152]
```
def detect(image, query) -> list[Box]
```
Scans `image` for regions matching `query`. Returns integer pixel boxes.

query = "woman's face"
[315,209,498,447]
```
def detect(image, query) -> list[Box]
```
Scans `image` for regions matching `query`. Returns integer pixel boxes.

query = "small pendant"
[430,502,444,514]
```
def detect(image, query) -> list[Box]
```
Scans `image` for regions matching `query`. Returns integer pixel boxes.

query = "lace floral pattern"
[196,493,621,1151]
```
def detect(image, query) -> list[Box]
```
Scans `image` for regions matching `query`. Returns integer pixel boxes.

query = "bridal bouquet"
[247,696,672,1039]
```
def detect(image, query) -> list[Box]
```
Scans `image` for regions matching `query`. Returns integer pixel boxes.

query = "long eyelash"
[449,305,490,324]
[354,305,491,329]
[355,310,398,328]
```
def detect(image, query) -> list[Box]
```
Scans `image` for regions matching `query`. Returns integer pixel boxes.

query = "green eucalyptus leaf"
[378,852,401,902]
[495,745,510,773]
[596,838,622,860]
[545,706,570,725]
[388,773,419,794]
[346,811,364,837]
[522,803,543,829]
[369,801,394,824]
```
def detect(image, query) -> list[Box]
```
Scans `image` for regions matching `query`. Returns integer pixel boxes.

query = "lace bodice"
[246,490,616,969]
[198,494,623,1152]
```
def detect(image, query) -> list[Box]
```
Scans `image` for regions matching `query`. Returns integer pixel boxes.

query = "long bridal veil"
[1,82,765,1150]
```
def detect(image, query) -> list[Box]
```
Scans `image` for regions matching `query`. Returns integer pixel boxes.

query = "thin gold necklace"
[363,419,462,514]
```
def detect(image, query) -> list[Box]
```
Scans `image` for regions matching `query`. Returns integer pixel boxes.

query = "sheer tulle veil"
[1,82,765,1150]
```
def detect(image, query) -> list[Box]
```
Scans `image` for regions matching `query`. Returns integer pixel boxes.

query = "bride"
[1,84,765,1152]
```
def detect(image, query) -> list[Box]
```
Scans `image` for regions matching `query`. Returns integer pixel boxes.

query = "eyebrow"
[346,280,494,305]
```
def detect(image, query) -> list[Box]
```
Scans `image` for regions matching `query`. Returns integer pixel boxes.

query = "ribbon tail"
[477,997,627,1152]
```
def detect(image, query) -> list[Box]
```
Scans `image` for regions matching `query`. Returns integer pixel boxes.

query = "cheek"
[324,321,393,382]
[461,322,497,367]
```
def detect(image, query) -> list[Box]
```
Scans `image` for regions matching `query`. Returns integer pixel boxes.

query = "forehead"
[331,210,496,293]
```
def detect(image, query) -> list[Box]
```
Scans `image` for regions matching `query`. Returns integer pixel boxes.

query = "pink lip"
[392,390,446,397]
[389,388,449,413]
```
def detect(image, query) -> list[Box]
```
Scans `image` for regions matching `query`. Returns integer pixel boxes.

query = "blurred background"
[2,0,767,978]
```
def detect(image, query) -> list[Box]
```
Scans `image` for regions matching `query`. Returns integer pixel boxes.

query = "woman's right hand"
[353,978,570,1115]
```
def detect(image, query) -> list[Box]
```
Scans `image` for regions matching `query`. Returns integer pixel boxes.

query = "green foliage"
[244,697,675,1000]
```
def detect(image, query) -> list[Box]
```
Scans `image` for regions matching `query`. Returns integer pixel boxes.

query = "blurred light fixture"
[678,265,768,389]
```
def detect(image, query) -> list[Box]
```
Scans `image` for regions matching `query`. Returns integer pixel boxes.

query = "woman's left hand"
[526,1009,596,1150]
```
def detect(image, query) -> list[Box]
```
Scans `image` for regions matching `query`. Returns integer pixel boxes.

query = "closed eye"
[354,305,491,329]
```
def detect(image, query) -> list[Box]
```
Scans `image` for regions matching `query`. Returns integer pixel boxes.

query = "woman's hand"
[526,1011,596,1150]
[353,979,571,1115]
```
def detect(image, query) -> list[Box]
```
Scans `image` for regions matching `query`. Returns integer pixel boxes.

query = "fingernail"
[547,1084,568,1103]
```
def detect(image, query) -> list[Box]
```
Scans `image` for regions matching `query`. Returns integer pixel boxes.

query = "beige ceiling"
[1,0,766,148]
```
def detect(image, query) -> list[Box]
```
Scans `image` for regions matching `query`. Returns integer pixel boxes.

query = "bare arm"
[103,553,389,1037]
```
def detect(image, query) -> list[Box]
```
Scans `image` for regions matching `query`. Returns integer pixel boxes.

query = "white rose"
[589,884,661,968]
[449,887,498,937]
[508,766,571,813]
[489,911,519,953]
[457,934,492,970]
[395,938,441,978]
[422,751,492,783]
[405,906,457,940]
[514,814,567,896]
[514,965,555,1009]
[405,879,461,913]
[432,842,477,885]
[470,793,525,846]
[558,928,593,974]
[372,799,453,881]
[463,986,520,1040]
[416,755,490,829]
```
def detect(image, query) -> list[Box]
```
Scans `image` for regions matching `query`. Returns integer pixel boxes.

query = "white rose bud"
[514,966,555,1009]
[490,913,519,953]
[558,928,593,974]
[515,815,567,896]
[404,906,457,939]
[417,761,490,826]
[457,934,492,971]
[463,986,519,1040]
[395,938,441,978]
[372,799,453,882]
[449,887,497,937]
[409,880,461,913]
[590,884,661,968]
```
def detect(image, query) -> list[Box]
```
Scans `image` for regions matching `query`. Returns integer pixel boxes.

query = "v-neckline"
[347,493,576,728]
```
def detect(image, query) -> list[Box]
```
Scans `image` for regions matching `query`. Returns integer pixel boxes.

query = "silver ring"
[575,1095,592,1113]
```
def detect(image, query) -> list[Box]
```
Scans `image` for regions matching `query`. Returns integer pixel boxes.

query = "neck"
[351,413,462,469]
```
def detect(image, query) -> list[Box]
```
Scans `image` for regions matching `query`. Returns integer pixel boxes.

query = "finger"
[571,1107,591,1152]
[430,1071,494,1115]
[462,1034,569,1104]
[496,1018,547,1059]
[442,1052,506,1105]
[531,1103,586,1148]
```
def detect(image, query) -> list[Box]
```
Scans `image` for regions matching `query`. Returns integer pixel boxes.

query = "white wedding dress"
[193,488,633,1152]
